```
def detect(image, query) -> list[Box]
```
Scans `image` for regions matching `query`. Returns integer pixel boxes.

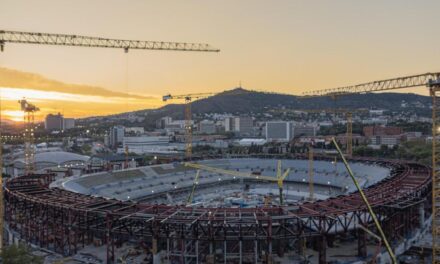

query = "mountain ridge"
[84,88,431,127]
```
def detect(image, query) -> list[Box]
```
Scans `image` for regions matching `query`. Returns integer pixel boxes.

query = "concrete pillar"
[254,239,258,263]
[298,236,306,256]
[419,203,425,229]
[206,240,214,264]
[239,240,242,264]
[152,237,158,254]
[357,229,367,258]
[153,254,161,264]
[224,240,227,264]
[319,235,327,264]
[152,238,160,264]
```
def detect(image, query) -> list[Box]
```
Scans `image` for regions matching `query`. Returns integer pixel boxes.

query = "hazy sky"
[1,0,440,120]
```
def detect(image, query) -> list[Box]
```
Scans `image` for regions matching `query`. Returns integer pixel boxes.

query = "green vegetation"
[353,141,431,165]
[1,244,44,264]
[389,121,432,135]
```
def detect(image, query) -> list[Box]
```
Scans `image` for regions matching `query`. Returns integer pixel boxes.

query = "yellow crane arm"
[186,170,201,205]
[278,168,290,188]
[276,160,282,179]
[332,138,396,263]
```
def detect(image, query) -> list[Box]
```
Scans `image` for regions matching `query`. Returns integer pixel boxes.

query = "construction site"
[3,155,431,263]
[0,29,440,264]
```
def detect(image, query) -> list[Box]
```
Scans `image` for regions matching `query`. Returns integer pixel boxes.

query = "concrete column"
[224,240,227,264]
[318,235,327,264]
[254,239,258,263]
[206,240,214,264]
[298,236,305,257]
[357,229,367,258]
[419,203,425,229]
[152,238,160,264]
[239,240,242,264]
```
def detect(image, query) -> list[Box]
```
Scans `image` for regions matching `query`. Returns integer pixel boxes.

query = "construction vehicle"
[185,161,291,205]
[0,29,220,253]
[162,93,215,159]
[303,72,440,263]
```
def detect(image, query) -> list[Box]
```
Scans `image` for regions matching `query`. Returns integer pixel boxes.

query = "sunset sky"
[1,0,440,121]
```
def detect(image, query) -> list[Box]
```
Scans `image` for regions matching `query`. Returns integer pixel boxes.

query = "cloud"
[0,67,156,99]
[0,67,164,121]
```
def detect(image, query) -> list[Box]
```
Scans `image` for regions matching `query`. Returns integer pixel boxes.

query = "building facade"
[198,120,216,134]
[109,126,125,149]
[265,121,293,142]
[45,113,64,131]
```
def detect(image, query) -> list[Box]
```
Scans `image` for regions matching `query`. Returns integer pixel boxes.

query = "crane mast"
[303,72,440,263]
[162,93,214,159]
[18,99,39,175]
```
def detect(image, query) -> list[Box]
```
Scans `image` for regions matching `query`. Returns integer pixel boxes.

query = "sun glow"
[0,87,163,122]
[2,110,25,122]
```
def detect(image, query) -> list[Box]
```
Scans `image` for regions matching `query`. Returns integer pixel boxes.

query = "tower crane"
[302,72,440,263]
[18,98,39,175]
[162,93,215,159]
[0,30,220,53]
[185,161,291,205]
[0,29,219,255]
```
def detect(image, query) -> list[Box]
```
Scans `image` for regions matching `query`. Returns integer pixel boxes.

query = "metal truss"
[4,157,431,264]
[0,30,220,52]
[302,72,440,97]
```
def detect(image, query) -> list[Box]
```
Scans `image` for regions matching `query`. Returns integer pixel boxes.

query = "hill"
[144,88,429,115]
[82,88,431,127]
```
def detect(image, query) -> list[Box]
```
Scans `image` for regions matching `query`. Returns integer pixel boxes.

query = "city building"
[363,125,403,137]
[198,120,216,134]
[237,138,266,146]
[237,116,254,135]
[224,116,254,135]
[45,113,75,130]
[122,136,170,154]
[370,135,401,147]
[63,118,75,130]
[293,125,316,137]
[224,117,235,132]
[125,127,145,135]
[156,116,173,129]
[265,121,293,142]
[109,126,125,149]
[45,113,64,131]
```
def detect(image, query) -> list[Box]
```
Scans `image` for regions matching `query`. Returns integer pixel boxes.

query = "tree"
[1,244,44,264]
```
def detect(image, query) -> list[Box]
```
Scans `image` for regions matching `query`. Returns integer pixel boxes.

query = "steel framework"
[4,156,431,264]
[302,72,440,262]
[0,30,220,52]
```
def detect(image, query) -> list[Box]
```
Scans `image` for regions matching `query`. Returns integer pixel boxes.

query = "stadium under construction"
[4,155,431,263]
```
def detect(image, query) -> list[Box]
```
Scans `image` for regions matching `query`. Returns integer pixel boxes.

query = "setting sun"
[0,86,163,122]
